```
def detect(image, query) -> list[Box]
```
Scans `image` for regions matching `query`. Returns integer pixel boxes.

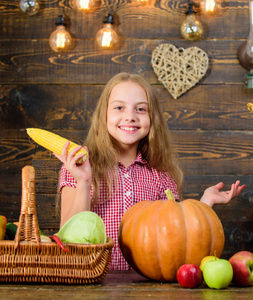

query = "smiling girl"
[54,72,245,270]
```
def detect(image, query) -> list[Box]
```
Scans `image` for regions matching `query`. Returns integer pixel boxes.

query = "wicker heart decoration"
[151,44,209,99]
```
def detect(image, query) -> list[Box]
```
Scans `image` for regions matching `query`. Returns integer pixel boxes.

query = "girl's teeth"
[121,127,137,131]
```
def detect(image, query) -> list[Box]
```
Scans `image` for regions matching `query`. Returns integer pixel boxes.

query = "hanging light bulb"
[201,0,218,14]
[180,2,203,41]
[96,14,119,49]
[49,15,72,53]
[70,0,97,11]
[238,1,253,88]
[19,0,40,16]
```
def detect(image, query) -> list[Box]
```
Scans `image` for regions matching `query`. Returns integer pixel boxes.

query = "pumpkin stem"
[165,189,175,201]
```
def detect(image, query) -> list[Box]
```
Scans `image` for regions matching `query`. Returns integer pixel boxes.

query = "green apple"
[202,258,233,289]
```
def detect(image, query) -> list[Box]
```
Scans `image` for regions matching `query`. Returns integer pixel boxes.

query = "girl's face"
[107,81,150,152]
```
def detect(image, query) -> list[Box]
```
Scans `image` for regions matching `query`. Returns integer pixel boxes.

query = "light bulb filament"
[56,32,67,49]
[102,31,112,47]
[73,0,94,10]
[205,0,216,12]
[79,0,90,9]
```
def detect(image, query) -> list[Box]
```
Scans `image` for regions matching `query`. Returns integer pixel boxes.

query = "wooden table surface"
[0,270,253,299]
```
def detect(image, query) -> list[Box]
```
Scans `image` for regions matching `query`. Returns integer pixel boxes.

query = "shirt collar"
[135,152,147,164]
[118,152,147,168]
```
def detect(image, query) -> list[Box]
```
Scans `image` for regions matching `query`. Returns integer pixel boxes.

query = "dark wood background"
[0,0,252,258]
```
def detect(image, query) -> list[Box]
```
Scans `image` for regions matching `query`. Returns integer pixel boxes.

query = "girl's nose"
[124,112,137,122]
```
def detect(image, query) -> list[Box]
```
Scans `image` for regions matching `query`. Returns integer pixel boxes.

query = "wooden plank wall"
[0,0,252,258]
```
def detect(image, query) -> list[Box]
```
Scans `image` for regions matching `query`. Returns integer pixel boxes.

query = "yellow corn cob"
[26,128,88,164]
[247,103,253,112]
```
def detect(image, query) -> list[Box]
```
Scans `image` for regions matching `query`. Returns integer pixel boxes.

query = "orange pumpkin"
[118,190,225,282]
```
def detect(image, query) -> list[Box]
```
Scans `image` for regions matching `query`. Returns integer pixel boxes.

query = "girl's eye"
[115,106,123,110]
[137,107,147,112]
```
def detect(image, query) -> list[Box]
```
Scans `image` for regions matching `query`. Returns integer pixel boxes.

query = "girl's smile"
[107,81,150,153]
[119,126,140,133]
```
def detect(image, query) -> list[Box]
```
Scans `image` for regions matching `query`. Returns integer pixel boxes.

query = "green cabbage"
[56,211,107,244]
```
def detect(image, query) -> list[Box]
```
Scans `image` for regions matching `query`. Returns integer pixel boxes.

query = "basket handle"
[15,166,41,247]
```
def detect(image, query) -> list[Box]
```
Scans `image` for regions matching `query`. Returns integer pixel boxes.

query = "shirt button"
[124,173,129,178]
[126,191,131,196]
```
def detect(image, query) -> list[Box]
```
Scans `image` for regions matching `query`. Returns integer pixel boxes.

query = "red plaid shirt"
[59,152,179,270]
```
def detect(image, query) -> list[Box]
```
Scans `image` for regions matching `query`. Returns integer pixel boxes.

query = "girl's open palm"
[201,180,246,207]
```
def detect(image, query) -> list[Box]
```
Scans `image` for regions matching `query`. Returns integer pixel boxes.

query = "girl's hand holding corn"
[53,141,92,186]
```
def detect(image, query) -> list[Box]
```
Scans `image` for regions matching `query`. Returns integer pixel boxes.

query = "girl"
[54,72,246,270]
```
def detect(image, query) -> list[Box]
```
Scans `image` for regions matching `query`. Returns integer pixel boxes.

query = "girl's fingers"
[53,152,63,163]
[229,181,246,198]
[68,145,83,157]
[64,145,81,164]
[234,180,240,190]
[227,183,234,199]
[236,184,246,197]
[67,147,88,168]
[232,183,237,198]
[214,182,224,191]
[229,183,238,199]
[83,146,89,153]
[61,141,70,157]
[71,153,85,164]
[59,143,88,169]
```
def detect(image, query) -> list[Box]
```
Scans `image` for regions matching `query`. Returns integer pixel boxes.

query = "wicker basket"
[0,166,114,284]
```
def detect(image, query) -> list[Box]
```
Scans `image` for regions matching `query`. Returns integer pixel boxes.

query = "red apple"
[229,251,253,286]
[177,264,203,288]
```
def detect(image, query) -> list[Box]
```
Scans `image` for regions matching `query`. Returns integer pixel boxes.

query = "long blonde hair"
[85,72,183,204]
